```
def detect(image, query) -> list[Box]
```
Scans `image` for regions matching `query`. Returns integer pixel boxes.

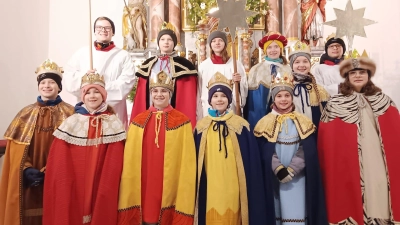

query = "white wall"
[0,0,50,135]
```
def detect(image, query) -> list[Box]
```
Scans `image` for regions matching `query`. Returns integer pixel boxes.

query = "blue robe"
[244,61,292,130]
[254,112,328,225]
[194,112,267,225]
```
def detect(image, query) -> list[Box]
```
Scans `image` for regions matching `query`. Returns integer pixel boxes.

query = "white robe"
[63,46,136,129]
[197,58,248,119]
[312,64,344,97]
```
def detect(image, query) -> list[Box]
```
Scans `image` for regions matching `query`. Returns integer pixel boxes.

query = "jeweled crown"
[271,71,294,90]
[149,71,174,92]
[207,72,234,91]
[81,73,106,88]
[288,41,311,58]
[35,59,63,78]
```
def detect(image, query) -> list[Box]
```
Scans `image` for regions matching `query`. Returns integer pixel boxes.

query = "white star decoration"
[324,0,376,50]
[207,0,257,37]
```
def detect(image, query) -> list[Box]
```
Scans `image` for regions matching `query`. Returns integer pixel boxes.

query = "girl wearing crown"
[130,23,198,128]
[0,60,74,225]
[194,72,266,225]
[197,30,248,119]
[254,73,327,225]
[289,41,330,128]
[43,73,126,225]
[318,57,400,224]
[244,31,292,129]
[117,71,196,225]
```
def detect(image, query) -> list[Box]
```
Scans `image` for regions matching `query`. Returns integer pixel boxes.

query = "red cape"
[318,106,400,224]
[130,76,197,128]
[43,138,124,225]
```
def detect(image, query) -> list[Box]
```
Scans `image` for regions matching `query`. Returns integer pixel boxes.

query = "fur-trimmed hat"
[339,57,376,77]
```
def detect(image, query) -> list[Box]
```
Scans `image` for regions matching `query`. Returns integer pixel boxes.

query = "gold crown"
[288,41,311,58]
[35,59,63,78]
[271,71,294,90]
[149,71,174,92]
[207,72,234,91]
[81,73,106,88]
[344,49,369,59]
[326,33,336,42]
[160,21,176,33]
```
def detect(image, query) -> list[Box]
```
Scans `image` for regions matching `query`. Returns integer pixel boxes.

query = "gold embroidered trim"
[136,57,197,78]
[195,113,249,135]
[254,112,315,142]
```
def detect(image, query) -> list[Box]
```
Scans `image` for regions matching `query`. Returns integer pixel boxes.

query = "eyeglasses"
[95,26,112,32]
[328,44,342,49]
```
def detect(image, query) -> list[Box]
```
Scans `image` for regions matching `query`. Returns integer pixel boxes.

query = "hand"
[23,168,44,187]
[86,69,97,75]
[276,167,293,183]
[232,72,241,82]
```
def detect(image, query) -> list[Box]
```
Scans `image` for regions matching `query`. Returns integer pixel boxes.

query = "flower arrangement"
[186,0,269,27]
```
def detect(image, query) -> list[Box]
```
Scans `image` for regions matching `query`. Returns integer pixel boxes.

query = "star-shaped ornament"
[207,0,257,37]
[324,0,376,50]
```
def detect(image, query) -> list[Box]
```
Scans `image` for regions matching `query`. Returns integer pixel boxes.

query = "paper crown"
[81,73,106,88]
[325,33,336,42]
[160,21,176,33]
[288,41,311,58]
[271,71,294,90]
[35,59,63,78]
[207,72,233,91]
[149,71,174,92]
[344,49,369,59]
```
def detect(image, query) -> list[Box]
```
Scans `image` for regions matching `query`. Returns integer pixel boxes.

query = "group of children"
[1,17,399,225]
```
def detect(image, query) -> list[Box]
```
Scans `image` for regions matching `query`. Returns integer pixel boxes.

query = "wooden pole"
[231,37,242,117]
[89,0,94,70]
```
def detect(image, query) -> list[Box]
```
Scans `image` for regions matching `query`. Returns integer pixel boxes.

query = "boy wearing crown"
[0,60,74,225]
[318,57,400,224]
[64,16,136,129]
[313,35,346,96]
[244,31,292,130]
[43,73,126,225]
[118,71,196,225]
[254,72,327,225]
[289,41,330,128]
[130,23,198,128]
[194,72,266,225]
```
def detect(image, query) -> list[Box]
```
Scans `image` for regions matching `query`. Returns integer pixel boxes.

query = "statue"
[300,0,327,46]
[122,0,148,50]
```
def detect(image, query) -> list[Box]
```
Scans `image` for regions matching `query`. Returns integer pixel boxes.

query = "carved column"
[169,0,181,43]
[149,0,164,48]
[267,0,280,32]
[283,0,299,42]
[240,32,253,74]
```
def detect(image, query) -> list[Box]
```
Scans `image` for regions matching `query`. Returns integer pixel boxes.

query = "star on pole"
[324,0,376,50]
[207,0,257,37]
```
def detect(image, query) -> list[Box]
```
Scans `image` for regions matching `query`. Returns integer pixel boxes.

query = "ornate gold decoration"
[288,40,311,57]
[271,71,294,90]
[35,59,64,78]
[207,72,234,90]
[324,0,376,50]
[325,33,336,42]
[149,71,174,92]
[344,49,369,59]
[81,73,106,88]
[160,21,176,33]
